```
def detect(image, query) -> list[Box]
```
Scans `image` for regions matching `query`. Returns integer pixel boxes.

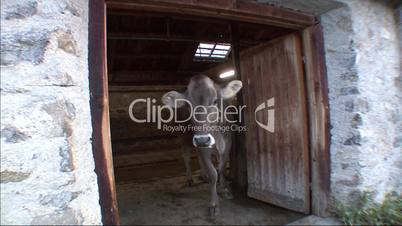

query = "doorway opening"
[106,9,309,224]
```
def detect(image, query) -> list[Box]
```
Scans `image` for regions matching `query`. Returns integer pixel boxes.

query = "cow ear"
[162,91,187,108]
[221,80,243,99]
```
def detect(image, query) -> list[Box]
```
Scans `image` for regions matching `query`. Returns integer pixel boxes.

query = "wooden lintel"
[106,0,316,29]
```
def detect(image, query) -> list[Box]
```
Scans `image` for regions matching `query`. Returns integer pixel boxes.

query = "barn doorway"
[89,0,331,224]
[106,10,309,224]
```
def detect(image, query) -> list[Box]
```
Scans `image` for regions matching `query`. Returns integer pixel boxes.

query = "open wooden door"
[240,33,310,213]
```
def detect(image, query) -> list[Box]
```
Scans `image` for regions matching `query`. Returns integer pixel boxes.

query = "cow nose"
[193,134,215,148]
[195,136,210,145]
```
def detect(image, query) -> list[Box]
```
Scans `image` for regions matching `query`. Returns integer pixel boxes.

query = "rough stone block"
[30,208,81,225]
[393,136,402,148]
[351,114,362,129]
[42,99,76,137]
[345,100,354,112]
[340,87,359,95]
[40,192,73,208]
[1,126,30,143]
[59,146,74,172]
[0,30,50,66]
[1,0,38,20]
[57,31,78,56]
[344,133,361,145]
[0,170,31,183]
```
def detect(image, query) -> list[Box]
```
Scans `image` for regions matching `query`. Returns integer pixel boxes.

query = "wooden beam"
[111,70,198,77]
[108,32,232,44]
[107,9,230,25]
[230,22,248,189]
[106,0,316,29]
[112,53,180,60]
[108,70,195,85]
[108,32,259,47]
[88,0,120,224]
[302,24,331,217]
[109,85,186,92]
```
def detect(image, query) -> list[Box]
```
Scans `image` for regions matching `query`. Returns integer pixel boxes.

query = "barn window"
[194,42,231,61]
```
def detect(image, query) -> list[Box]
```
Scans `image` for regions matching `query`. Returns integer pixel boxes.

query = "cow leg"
[182,148,193,187]
[199,149,219,217]
[217,147,233,200]
[196,151,209,182]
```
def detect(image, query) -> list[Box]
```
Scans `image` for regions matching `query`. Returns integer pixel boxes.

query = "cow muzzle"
[192,134,215,148]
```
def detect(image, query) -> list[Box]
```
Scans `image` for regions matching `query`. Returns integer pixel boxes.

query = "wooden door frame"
[88,0,120,225]
[88,0,331,224]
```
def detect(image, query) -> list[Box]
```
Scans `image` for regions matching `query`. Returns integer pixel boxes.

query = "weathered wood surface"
[88,0,120,224]
[106,0,316,29]
[240,34,310,213]
[230,23,248,189]
[302,25,331,217]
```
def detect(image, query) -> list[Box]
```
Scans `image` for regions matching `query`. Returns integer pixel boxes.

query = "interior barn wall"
[108,86,192,181]
[0,0,101,224]
[258,0,402,208]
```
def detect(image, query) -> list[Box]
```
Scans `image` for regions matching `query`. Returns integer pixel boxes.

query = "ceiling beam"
[109,71,195,86]
[108,32,258,46]
[111,53,180,60]
[108,32,231,43]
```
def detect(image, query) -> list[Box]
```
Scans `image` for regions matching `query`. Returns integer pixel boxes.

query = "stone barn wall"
[260,0,402,208]
[321,0,401,206]
[0,0,101,224]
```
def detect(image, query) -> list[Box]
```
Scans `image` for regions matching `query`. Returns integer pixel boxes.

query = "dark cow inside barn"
[162,74,243,216]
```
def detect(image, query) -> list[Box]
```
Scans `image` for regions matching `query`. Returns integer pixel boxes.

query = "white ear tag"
[223,88,235,98]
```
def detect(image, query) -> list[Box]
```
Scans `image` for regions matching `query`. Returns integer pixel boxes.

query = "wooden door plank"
[240,34,310,213]
[89,0,120,224]
[302,25,331,217]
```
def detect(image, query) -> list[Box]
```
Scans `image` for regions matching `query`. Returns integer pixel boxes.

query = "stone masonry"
[260,0,402,208]
[1,0,101,224]
[321,0,401,207]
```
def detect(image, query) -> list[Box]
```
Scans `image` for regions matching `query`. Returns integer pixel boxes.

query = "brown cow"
[162,74,243,217]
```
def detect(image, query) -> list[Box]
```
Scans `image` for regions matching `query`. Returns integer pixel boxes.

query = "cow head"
[162,74,242,148]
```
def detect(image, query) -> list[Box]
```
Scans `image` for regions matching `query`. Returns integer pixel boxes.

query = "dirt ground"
[116,175,306,225]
